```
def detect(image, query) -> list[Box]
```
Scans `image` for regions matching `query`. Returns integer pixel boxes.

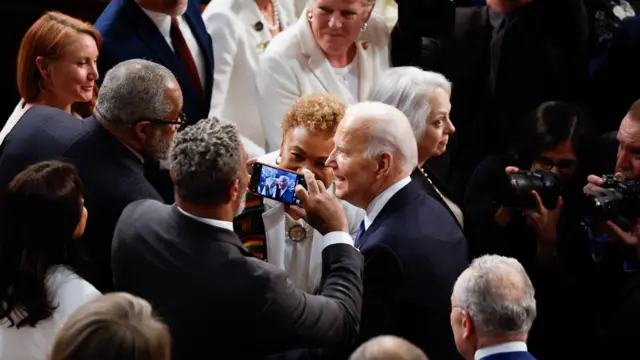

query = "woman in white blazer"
[256,0,390,152]
[251,93,364,294]
[202,0,296,159]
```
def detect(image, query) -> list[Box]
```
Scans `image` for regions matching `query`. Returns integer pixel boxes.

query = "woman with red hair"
[0,12,101,145]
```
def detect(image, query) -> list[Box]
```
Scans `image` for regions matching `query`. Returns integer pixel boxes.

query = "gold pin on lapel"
[361,40,368,50]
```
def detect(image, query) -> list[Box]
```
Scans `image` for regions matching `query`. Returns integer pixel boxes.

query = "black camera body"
[583,175,640,222]
[501,170,561,210]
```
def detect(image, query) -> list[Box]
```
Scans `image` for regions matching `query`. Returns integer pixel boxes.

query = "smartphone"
[248,162,307,206]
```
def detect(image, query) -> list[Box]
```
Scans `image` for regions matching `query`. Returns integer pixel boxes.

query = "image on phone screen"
[249,163,307,206]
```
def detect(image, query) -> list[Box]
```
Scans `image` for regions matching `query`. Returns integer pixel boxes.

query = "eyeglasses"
[536,156,578,171]
[135,112,187,132]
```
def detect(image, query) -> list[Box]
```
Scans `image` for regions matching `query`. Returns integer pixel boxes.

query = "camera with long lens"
[501,170,561,209]
[583,175,640,222]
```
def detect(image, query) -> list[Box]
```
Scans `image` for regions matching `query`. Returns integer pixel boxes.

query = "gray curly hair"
[170,117,242,205]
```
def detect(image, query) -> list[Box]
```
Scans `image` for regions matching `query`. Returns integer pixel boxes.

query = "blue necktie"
[355,220,365,248]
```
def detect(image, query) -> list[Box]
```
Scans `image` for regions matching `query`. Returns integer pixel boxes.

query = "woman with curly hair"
[239,92,364,294]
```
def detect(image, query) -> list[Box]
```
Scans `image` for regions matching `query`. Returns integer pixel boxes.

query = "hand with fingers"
[288,169,348,235]
[522,190,563,253]
[603,218,640,249]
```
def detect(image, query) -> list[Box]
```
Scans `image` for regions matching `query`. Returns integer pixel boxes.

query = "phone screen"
[248,163,307,206]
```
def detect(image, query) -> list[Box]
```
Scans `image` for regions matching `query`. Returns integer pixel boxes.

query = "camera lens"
[583,189,625,221]
[502,171,560,209]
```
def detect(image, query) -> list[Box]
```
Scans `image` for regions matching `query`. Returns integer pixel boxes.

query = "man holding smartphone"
[111,117,364,360]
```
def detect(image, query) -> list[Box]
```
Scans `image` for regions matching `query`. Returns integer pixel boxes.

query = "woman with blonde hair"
[49,292,170,360]
[0,11,101,145]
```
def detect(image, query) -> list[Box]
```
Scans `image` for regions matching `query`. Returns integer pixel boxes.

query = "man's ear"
[229,178,240,202]
[134,122,149,143]
[462,311,476,340]
[375,152,393,178]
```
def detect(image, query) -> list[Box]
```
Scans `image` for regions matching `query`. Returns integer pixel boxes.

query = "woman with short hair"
[0,12,101,145]
[256,0,390,151]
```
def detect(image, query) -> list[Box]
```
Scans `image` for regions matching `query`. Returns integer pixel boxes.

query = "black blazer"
[112,200,364,360]
[64,117,163,291]
[94,0,214,123]
[410,166,463,230]
[356,181,468,360]
[0,106,85,190]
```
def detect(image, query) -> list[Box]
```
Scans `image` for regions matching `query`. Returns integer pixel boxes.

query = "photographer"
[586,100,640,359]
[464,101,596,359]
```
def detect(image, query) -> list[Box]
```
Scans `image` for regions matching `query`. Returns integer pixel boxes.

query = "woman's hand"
[522,190,563,254]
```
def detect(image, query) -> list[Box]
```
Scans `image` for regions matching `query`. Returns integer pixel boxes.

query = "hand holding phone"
[289,170,348,235]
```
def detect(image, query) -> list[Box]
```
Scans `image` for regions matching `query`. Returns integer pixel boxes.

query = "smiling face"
[308,0,372,58]
[39,32,99,106]
[418,87,455,162]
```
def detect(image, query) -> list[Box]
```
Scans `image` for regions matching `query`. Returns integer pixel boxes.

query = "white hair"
[344,102,418,173]
[452,255,537,337]
[306,0,375,11]
[367,67,452,141]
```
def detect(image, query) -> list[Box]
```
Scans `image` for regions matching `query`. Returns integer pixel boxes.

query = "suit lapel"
[296,18,355,103]
[262,200,286,269]
[355,37,373,100]
[238,0,272,57]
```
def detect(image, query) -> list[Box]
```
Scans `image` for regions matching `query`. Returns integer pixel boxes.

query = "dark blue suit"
[480,351,536,360]
[94,0,214,123]
[357,180,469,360]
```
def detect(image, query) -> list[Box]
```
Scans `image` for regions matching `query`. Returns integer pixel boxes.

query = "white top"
[139,5,207,89]
[202,0,296,159]
[364,176,412,230]
[475,341,528,360]
[0,266,101,360]
[0,100,30,146]
[332,57,360,104]
[177,206,234,231]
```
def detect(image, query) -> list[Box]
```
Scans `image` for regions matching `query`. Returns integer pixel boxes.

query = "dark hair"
[0,160,85,328]
[511,101,593,167]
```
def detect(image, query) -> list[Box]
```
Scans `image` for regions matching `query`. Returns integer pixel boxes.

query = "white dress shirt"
[364,176,412,230]
[475,341,528,360]
[177,207,235,231]
[139,5,207,90]
[0,266,101,360]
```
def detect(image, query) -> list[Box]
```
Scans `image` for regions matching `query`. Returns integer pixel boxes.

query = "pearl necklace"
[260,0,281,31]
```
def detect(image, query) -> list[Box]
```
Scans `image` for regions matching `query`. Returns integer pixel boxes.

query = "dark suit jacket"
[410,167,463,231]
[94,0,214,123]
[357,181,468,360]
[112,200,364,360]
[598,272,640,359]
[64,117,163,291]
[480,351,536,360]
[0,106,85,189]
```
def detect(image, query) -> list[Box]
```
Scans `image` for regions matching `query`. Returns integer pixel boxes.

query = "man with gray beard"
[64,59,183,292]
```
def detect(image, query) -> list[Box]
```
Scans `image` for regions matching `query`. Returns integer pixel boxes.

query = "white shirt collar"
[137,2,172,38]
[474,341,528,360]
[363,176,411,230]
[177,206,234,232]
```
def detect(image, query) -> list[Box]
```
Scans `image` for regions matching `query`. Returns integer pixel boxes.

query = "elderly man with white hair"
[367,67,463,229]
[326,101,468,359]
[450,255,537,360]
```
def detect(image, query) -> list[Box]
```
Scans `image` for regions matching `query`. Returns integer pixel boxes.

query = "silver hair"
[306,0,375,11]
[345,102,418,173]
[349,335,428,360]
[94,59,177,128]
[452,255,537,337]
[170,117,243,205]
[367,67,452,141]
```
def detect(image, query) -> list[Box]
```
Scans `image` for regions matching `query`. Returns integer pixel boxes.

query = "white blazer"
[258,151,364,294]
[202,0,296,159]
[256,13,390,152]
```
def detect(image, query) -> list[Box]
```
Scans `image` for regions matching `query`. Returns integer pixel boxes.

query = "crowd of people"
[0,0,639,359]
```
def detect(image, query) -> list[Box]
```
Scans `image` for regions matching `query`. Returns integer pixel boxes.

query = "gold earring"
[361,22,368,32]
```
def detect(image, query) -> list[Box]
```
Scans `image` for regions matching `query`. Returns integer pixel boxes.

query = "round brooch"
[288,224,307,242]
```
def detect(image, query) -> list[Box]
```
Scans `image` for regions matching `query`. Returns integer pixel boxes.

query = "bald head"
[341,102,418,174]
[452,255,536,337]
[349,336,428,360]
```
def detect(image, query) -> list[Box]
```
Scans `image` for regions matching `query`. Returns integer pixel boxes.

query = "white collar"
[137,2,173,38]
[363,176,411,230]
[475,341,528,360]
[177,206,234,232]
